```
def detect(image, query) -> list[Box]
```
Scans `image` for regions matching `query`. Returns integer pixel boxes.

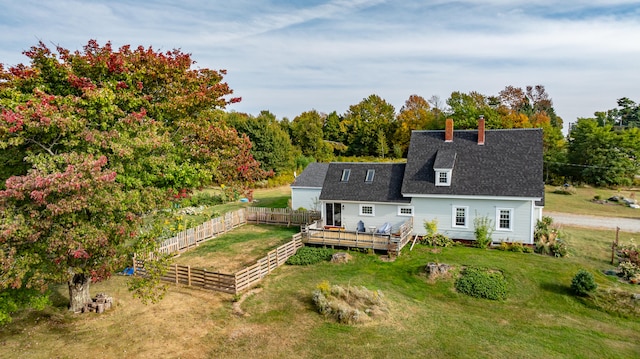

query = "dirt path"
[546,211,640,232]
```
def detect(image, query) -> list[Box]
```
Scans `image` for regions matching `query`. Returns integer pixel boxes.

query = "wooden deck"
[302,218,414,255]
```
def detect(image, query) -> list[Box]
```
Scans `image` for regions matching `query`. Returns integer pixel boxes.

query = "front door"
[325,203,342,227]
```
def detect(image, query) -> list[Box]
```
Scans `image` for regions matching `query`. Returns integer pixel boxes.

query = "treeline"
[224,89,639,187]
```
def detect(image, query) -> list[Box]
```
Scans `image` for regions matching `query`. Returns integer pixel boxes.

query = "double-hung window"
[452,206,468,228]
[496,208,513,231]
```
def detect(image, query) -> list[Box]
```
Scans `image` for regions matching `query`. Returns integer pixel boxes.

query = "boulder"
[331,252,352,264]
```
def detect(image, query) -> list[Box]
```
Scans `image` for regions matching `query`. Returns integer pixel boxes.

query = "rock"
[331,252,352,264]
[425,262,451,278]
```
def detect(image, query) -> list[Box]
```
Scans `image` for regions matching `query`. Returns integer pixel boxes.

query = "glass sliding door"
[325,203,342,226]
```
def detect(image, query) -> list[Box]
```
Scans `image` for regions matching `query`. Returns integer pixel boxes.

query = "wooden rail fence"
[135,233,304,295]
[157,209,247,255]
[156,208,318,256]
[246,207,320,226]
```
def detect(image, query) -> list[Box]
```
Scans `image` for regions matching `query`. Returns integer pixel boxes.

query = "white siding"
[411,197,537,244]
[325,202,410,232]
[291,188,321,210]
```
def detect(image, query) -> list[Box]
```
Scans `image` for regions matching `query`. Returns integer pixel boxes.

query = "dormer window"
[341,169,351,182]
[435,170,452,186]
[365,169,375,182]
[433,149,456,187]
[438,171,448,184]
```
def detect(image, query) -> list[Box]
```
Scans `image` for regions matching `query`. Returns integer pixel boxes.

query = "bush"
[286,246,334,265]
[534,217,567,257]
[617,261,640,281]
[0,289,52,325]
[189,192,223,207]
[455,267,507,300]
[473,216,494,249]
[552,185,576,195]
[420,219,453,247]
[498,241,526,253]
[571,269,597,296]
[420,234,453,247]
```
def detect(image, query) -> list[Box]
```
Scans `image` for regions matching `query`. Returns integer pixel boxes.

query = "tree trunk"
[68,273,91,313]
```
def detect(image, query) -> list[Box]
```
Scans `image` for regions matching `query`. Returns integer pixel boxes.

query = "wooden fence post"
[187,265,191,286]
[175,264,179,284]
[612,227,620,265]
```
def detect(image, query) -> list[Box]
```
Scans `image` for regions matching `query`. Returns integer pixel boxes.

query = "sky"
[1,0,640,132]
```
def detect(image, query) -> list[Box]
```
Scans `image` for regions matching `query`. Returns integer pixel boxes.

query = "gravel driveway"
[545,211,640,233]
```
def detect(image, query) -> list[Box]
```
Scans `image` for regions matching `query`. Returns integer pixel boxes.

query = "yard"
[172,224,300,273]
[1,186,640,358]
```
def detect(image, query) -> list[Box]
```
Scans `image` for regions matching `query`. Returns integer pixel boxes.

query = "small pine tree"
[571,269,597,296]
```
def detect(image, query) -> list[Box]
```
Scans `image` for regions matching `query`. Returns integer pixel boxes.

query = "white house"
[291,118,545,244]
[290,162,329,210]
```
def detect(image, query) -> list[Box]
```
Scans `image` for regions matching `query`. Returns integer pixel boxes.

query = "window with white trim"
[452,206,468,228]
[435,170,452,186]
[397,206,414,216]
[360,204,375,216]
[496,208,513,231]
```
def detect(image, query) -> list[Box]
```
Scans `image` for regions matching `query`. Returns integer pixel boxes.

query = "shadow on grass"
[539,281,572,296]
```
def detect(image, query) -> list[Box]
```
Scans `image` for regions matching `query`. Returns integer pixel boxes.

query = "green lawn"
[172,225,300,272]
[205,225,640,358]
[3,186,640,358]
[544,185,640,219]
[3,225,638,358]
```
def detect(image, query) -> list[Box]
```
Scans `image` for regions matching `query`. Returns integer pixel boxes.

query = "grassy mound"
[312,280,389,324]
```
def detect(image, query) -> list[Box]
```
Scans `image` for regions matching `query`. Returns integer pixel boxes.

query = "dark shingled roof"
[291,162,329,188]
[433,149,457,169]
[401,129,544,200]
[319,163,410,203]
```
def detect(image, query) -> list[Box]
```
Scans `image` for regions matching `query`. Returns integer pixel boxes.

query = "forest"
[226,88,639,188]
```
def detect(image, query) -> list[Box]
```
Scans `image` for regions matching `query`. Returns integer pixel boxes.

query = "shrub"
[189,192,223,207]
[617,261,640,281]
[473,216,494,249]
[420,219,453,247]
[455,267,507,300]
[571,269,597,296]
[420,234,453,247]
[424,219,438,237]
[498,241,526,253]
[552,185,576,195]
[534,217,567,257]
[286,246,333,265]
[0,289,52,325]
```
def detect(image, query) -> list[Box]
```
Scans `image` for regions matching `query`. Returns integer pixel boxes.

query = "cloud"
[1,0,639,127]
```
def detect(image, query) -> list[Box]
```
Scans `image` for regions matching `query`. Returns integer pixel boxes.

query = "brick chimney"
[477,115,485,145]
[445,118,453,142]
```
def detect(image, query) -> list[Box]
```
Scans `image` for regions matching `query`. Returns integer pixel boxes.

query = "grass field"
[544,185,640,219]
[2,186,640,358]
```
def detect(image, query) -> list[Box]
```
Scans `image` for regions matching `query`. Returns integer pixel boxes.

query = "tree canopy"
[0,40,268,315]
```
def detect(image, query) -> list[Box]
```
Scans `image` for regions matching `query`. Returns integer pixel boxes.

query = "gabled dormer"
[433,149,456,187]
